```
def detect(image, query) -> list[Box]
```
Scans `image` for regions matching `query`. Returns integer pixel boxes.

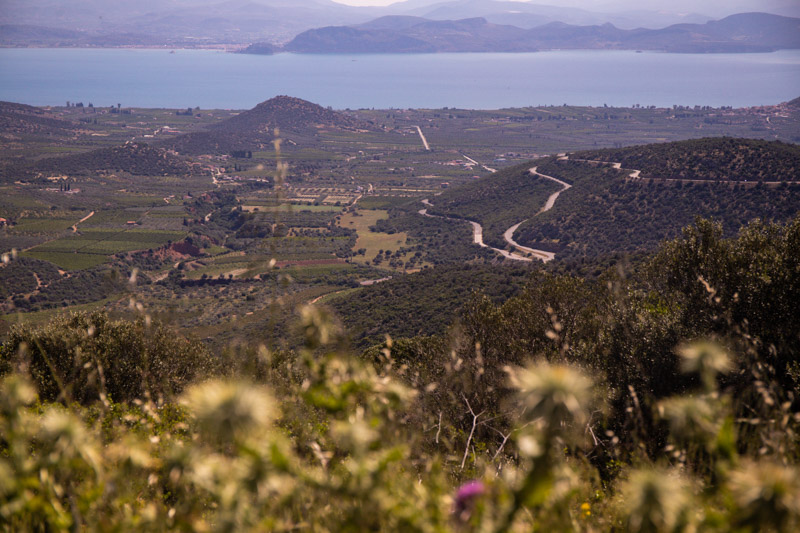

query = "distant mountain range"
[398,0,713,29]
[2,0,799,47]
[277,13,800,54]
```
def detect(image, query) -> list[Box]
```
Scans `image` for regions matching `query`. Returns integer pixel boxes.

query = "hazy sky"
[334,0,796,16]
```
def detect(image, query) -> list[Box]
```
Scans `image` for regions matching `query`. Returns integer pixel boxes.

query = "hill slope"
[213,96,358,135]
[12,142,197,178]
[328,263,532,348]
[0,101,77,137]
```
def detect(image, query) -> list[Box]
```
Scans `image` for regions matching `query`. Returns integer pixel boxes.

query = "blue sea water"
[0,48,798,110]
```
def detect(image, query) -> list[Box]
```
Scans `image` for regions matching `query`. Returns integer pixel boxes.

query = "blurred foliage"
[0,311,217,404]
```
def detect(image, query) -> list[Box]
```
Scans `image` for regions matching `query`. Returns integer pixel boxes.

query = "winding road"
[502,220,553,262]
[532,167,571,212]
[417,166,575,263]
[419,200,535,262]
[415,157,654,263]
[499,167,572,262]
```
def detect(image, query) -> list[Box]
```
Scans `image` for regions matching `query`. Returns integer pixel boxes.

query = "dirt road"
[461,153,497,174]
[531,167,572,213]
[71,210,95,232]
[503,221,555,262]
[414,126,430,151]
[496,167,571,263]
[419,202,533,262]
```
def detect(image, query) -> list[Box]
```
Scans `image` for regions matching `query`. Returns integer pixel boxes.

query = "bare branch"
[488,426,512,461]
[461,395,485,470]
[585,410,603,448]
[587,424,601,447]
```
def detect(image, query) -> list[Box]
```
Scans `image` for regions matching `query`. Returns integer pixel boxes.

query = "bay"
[0,48,798,109]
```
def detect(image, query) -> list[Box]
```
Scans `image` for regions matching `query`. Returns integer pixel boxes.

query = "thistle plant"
[495,362,596,532]
[729,461,800,532]
[676,341,734,393]
[658,341,738,473]
[618,468,694,533]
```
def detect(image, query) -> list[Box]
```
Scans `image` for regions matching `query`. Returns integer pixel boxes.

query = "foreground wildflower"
[454,480,485,522]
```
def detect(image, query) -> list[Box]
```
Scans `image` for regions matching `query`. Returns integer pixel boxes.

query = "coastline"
[0,44,249,51]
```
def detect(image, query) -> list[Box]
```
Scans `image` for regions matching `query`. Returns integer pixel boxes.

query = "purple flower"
[454,480,485,519]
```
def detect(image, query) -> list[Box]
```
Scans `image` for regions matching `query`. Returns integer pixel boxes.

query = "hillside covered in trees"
[577,137,800,182]
[425,137,800,263]
[514,158,800,261]
[329,263,533,348]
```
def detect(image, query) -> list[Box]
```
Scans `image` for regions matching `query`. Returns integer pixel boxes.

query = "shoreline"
[1,45,795,55]
[0,44,249,51]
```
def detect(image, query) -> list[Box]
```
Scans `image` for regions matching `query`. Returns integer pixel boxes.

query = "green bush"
[0,311,217,404]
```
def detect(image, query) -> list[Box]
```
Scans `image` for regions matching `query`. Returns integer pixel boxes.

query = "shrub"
[0,311,217,404]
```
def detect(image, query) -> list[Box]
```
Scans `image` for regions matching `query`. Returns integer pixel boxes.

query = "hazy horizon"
[0,0,797,19]
[332,0,799,18]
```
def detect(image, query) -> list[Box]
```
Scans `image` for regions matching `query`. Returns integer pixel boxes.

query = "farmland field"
[339,209,411,270]
[22,251,109,270]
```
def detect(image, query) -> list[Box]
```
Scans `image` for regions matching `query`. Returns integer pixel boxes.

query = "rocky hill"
[161,96,364,155]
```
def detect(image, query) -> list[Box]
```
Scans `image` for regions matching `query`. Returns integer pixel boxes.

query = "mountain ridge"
[277,12,800,54]
[2,1,795,46]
